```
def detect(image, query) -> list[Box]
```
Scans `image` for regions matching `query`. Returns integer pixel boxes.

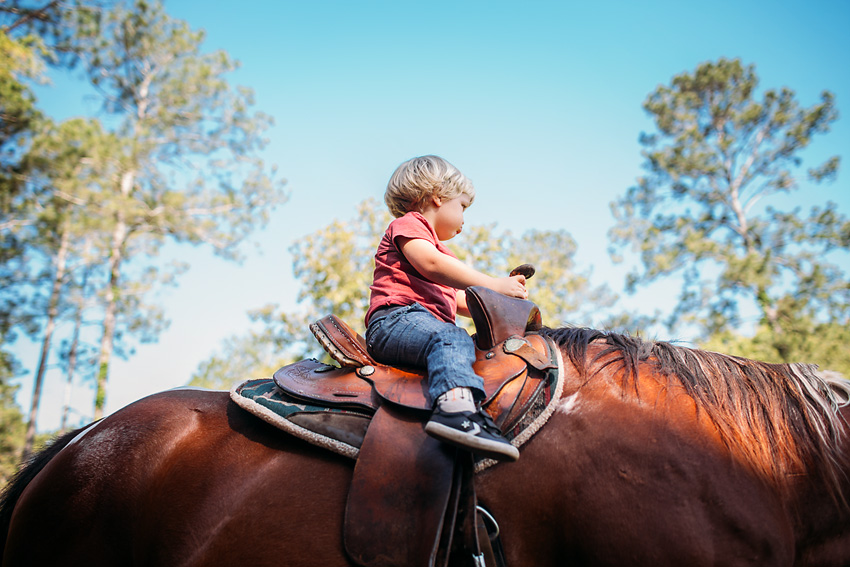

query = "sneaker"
[424,408,520,462]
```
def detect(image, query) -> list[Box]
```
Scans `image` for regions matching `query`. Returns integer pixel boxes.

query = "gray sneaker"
[424,408,520,462]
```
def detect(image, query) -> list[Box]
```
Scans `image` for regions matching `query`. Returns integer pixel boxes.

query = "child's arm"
[398,237,527,299]
[456,290,471,318]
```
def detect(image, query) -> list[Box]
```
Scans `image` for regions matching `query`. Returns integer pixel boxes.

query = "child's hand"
[493,275,528,299]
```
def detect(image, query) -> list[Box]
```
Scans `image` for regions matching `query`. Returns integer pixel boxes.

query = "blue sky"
[15,0,850,431]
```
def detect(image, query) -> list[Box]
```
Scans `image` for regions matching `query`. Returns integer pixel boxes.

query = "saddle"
[270,286,558,567]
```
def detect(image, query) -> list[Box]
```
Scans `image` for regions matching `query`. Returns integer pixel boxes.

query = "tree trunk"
[60,311,80,433]
[22,220,71,459]
[93,170,132,420]
[61,238,92,432]
[93,231,124,420]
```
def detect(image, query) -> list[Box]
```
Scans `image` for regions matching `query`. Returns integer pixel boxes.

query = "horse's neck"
[791,406,850,566]
[791,485,850,566]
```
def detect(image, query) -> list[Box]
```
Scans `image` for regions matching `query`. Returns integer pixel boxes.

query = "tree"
[15,118,113,456]
[0,375,25,483]
[226,198,392,382]
[0,7,51,469]
[1,0,108,463]
[1,1,90,58]
[609,58,848,369]
[67,0,286,418]
[57,235,96,432]
[1,13,46,370]
[189,331,283,391]
[702,320,850,377]
[192,198,621,390]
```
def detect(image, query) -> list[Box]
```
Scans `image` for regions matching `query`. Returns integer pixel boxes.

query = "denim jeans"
[365,303,484,405]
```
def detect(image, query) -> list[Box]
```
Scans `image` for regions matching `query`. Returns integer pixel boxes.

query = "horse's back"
[3,388,355,567]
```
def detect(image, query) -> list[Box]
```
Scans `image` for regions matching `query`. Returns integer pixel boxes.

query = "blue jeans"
[365,303,484,405]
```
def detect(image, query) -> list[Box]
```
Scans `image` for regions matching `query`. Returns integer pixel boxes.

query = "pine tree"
[609,58,848,369]
[68,0,286,417]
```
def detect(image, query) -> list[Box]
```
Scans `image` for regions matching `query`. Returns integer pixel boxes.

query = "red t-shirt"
[366,212,458,325]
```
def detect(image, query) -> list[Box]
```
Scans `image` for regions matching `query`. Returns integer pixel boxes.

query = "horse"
[2,326,850,566]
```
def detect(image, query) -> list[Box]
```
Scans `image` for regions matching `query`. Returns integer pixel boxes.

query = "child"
[365,155,527,462]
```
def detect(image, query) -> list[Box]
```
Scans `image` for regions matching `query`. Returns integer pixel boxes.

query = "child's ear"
[431,195,443,208]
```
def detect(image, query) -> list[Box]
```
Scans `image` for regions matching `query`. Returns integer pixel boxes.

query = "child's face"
[432,194,471,241]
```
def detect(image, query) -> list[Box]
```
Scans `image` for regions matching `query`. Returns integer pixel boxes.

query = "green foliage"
[50,0,288,416]
[0,5,78,466]
[290,199,391,327]
[0,26,44,292]
[451,226,620,329]
[1,0,286,448]
[190,200,390,390]
[0,21,49,465]
[702,319,850,378]
[0,31,42,147]
[0,379,25,484]
[0,0,91,65]
[190,331,285,390]
[12,116,119,456]
[609,58,848,365]
[71,0,287,258]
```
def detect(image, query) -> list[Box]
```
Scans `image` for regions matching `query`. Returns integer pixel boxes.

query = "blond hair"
[384,155,475,218]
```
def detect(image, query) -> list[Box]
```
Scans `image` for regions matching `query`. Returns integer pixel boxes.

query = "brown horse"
[3,327,850,566]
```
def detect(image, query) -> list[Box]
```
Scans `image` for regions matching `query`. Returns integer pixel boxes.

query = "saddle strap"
[477,509,507,567]
[503,336,557,372]
[437,452,505,567]
[448,452,485,567]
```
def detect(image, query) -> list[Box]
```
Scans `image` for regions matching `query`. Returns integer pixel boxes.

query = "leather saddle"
[278,286,552,419]
[272,286,557,567]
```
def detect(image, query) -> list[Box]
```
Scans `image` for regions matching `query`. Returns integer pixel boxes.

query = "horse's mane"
[542,326,850,499]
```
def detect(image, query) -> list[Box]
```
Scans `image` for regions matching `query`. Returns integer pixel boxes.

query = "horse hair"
[542,326,850,501]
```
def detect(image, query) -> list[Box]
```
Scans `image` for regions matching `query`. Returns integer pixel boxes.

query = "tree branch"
[2,0,61,34]
[0,218,35,232]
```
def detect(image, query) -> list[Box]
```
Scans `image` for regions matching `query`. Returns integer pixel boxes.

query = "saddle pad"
[231,379,371,459]
[231,345,564,472]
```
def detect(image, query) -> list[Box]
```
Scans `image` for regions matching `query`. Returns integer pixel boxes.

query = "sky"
[12,0,850,432]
